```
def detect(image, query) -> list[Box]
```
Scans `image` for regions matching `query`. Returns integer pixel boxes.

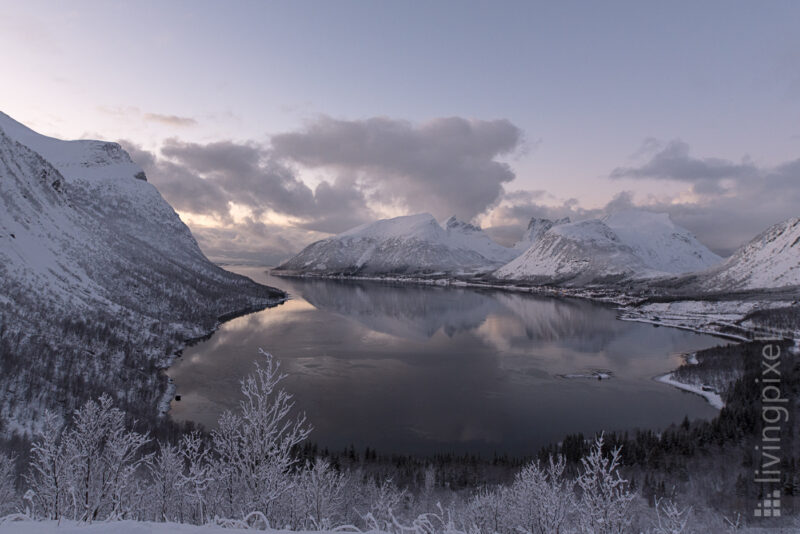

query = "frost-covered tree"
[652,498,692,534]
[575,434,636,534]
[24,411,67,520]
[297,458,348,529]
[463,485,510,534]
[0,452,18,515]
[210,350,311,521]
[509,454,573,534]
[61,393,150,522]
[181,432,212,525]
[357,477,407,529]
[147,442,185,522]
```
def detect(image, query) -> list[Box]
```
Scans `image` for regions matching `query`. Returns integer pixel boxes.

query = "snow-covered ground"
[618,298,797,341]
[2,516,798,534]
[0,520,239,534]
[655,372,725,409]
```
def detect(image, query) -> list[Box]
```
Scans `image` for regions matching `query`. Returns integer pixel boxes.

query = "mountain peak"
[514,216,570,250]
[497,211,721,285]
[445,215,482,233]
[694,216,800,290]
[278,212,518,275]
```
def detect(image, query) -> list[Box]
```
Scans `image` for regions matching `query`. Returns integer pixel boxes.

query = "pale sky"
[2,0,799,262]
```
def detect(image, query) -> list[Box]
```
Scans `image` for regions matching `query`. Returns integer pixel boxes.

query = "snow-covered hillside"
[512,216,569,251]
[275,213,519,276]
[692,217,800,291]
[0,112,283,430]
[494,210,721,285]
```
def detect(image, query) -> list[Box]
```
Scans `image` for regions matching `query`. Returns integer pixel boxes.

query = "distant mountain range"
[278,209,800,293]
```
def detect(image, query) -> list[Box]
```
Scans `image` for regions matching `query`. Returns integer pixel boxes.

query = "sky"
[2,0,799,263]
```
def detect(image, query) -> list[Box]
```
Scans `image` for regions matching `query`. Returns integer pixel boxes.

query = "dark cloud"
[142,113,198,127]
[271,116,522,220]
[655,160,800,255]
[190,218,320,266]
[610,139,758,196]
[483,190,603,246]
[161,139,319,218]
[123,139,376,234]
[298,177,374,233]
[122,142,232,219]
[606,139,800,255]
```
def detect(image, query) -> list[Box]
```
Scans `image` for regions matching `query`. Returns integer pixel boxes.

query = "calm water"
[167,266,725,456]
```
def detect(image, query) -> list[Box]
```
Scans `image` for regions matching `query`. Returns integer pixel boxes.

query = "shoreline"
[157,294,289,417]
[654,372,725,410]
[271,269,792,341]
[270,269,800,412]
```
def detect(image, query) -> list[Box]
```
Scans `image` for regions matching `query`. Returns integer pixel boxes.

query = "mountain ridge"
[275,213,519,275]
[0,112,283,432]
[493,210,722,285]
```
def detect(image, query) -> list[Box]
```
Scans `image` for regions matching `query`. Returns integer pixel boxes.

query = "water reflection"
[168,267,725,455]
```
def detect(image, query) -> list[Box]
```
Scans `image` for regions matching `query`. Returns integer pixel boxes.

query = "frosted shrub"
[24,411,68,520]
[652,497,692,534]
[508,454,573,534]
[147,442,185,522]
[0,452,17,515]
[181,432,212,524]
[297,458,348,529]
[62,393,150,522]
[358,477,408,529]
[210,350,311,522]
[576,434,635,534]
[463,485,510,533]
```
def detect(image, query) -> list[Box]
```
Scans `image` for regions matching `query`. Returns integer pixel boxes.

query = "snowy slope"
[494,210,721,285]
[495,219,648,285]
[692,217,800,291]
[276,213,518,275]
[0,112,282,429]
[602,210,721,274]
[512,217,570,251]
[444,216,520,263]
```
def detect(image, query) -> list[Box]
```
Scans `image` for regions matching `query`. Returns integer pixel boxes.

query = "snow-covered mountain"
[275,213,520,275]
[0,112,282,430]
[690,217,800,291]
[513,217,570,250]
[494,210,721,285]
[601,210,722,274]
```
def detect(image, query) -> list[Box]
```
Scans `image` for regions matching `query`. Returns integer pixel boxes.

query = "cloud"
[123,120,798,262]
[606,139,800,255]
[271,115,522,220]
[483,190,628,246]
[122,142,232,219]
[486,140,800,256]
[121,137,377,256]
[99,106,198,127]
[142,113,198,127]
[190,217,322,266]
[610,139,758,196]
[156,138,375,232]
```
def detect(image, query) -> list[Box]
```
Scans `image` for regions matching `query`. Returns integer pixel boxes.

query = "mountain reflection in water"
[168,267,723,455]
